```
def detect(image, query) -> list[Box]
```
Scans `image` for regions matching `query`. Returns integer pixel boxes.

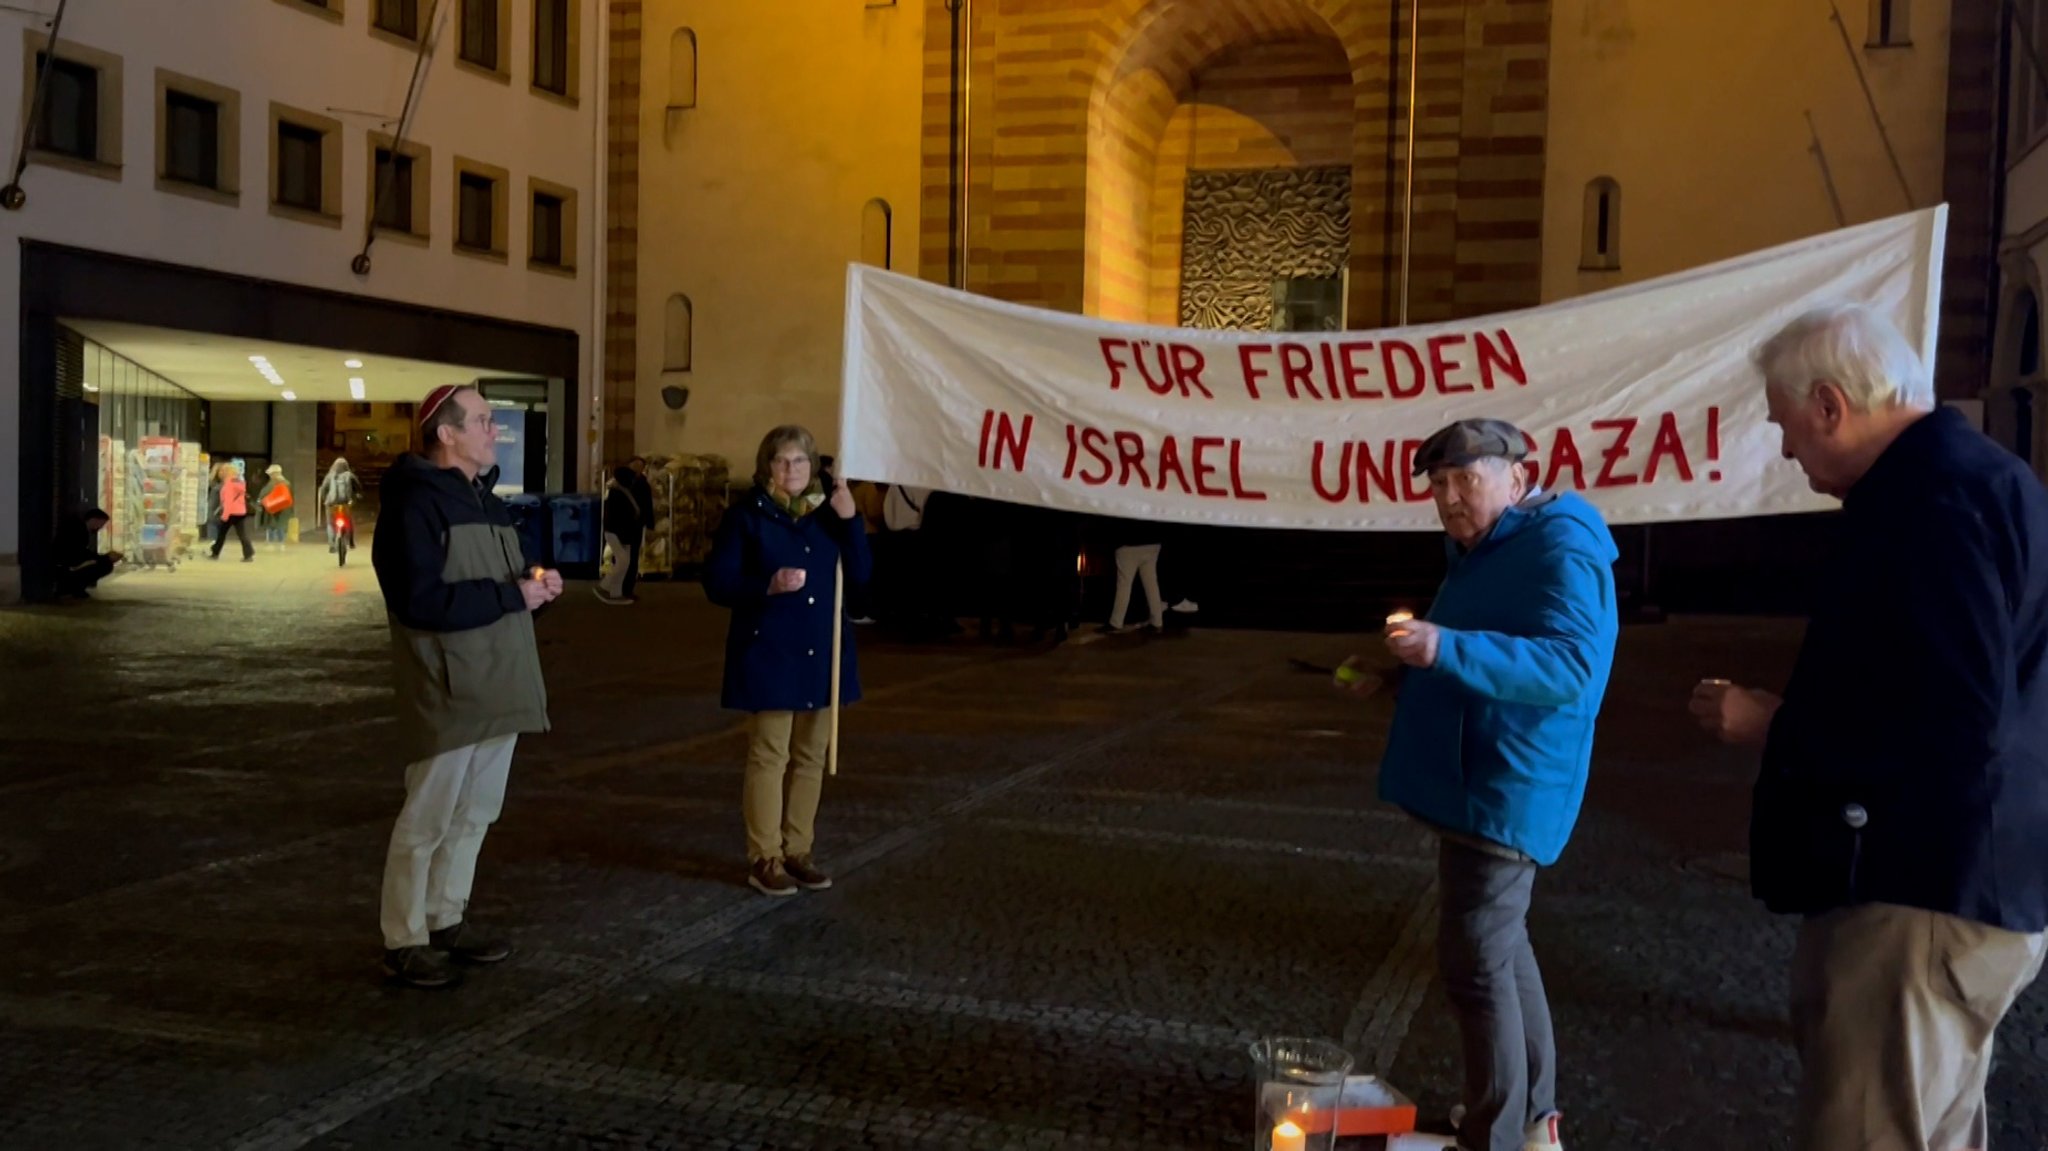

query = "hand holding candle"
[1383,610,1440,670]
[1688,677,1781,746]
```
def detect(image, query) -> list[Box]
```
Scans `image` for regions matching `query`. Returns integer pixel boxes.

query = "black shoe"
[383,945,462,989]
[429,922,513,965]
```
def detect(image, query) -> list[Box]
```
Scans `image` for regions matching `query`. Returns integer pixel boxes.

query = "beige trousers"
[743,710,830,863]
[380,735,517,950]
[1792,903,2046,1151]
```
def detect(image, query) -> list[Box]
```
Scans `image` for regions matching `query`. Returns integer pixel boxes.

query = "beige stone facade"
[607,0,1966,470]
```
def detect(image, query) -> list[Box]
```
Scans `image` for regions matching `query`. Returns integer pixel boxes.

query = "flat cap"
[1411,418,1531,476]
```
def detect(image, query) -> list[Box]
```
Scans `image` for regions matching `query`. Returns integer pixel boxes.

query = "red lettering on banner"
[1280,345,1318,401]
[1476,330,1527,389]
[1114,431,1152,488]
[1317,344,1339,402]
[1544,428,1586,491]
[1238,344,1272,401]
[1099,339,1131,391]
[1427,334,1473,394]
[1642,411,1694,483]
[1188,436,1229,498]
[1157,435,1193,494]
[1228,440,1268,500]
[1312,441,1352,502]
[1397,440,1431,501]
[1132,342,1171,395]
[1170,344,1213,399]
[978,411,1033,473]
[1383,341,1426,399]
[1591,418,1641,487]
[1078,426,1113,485]
[1339,342,1379,399]
[1358,440,1402,502]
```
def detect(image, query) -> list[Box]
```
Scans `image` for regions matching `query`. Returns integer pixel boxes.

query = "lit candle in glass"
[1271,1119,1306,1151]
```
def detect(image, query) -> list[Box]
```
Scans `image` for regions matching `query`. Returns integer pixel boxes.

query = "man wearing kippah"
[369,384,562,989]
[1342,418,1619,1151]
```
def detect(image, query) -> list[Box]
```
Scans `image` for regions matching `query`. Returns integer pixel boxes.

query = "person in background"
[622,456,655,581]
[208,462,254,563]
[1690,302,2048,1151]
[704,426,872,898]
[371,384,561,990]
[1349,417,1618,1151]
[1101,515,1166,635]
[320,458,364,553]
[845,478,887,625]
[54,505,121,599]
[255,464,295,553]
[595,463,644,605]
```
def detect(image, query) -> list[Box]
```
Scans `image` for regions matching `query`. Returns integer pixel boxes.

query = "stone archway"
[1083,0,1390,326]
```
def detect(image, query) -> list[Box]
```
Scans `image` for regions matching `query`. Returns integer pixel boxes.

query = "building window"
[453,157,509,257]
[664,295,693,372]
[531,192,565,266]
[368,135,432,239]
[459,0,501,71]
[1868,0,1910,47]
[32,53,99,162]
[527,178,577,272]
[163,91,219,189]
[669,28,697,109]
[269,0,344,22]
[374,0,419,40]
[374,149,414,231]
[861,199,893,270]
[276,122,324,211]
[533,0,575,99]
[1581,177,1621,271]
[459,173,494,250]
[2009,0,2048,159]
[271,103,341,221]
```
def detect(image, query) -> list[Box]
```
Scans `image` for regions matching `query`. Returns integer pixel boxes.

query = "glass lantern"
[1249,1037,1353,1151]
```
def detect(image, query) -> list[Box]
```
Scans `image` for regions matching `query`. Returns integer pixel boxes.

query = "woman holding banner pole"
[704,425,873,898]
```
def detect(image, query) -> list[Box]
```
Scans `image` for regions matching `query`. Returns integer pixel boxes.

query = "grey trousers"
[1439,836,1556,1151]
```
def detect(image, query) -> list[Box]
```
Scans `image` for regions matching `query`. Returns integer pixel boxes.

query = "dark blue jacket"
[705,486,874,713]
[1379,492,1620,865]
[1754,407,2048,932]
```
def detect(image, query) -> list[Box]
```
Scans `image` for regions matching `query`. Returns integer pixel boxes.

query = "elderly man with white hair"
[1692,302,2048,1151]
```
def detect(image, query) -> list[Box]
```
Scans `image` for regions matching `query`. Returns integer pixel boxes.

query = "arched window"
[669,29,697,109]
[1581,177,1620,271]
[663,294,692,373]
[861,198,893,270]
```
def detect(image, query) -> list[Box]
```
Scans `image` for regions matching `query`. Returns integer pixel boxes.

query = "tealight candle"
[1271,1119,1306,1151]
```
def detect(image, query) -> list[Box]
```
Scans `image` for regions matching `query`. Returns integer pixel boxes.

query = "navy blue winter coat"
[1755,407,2048,932]
[705,486,874,713]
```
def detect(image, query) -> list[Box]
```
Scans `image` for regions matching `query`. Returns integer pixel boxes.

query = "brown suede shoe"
[748,857,798,898]
[783,854,833,891]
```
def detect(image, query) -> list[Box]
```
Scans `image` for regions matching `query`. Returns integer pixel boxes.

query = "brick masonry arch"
[917,0,1553,330]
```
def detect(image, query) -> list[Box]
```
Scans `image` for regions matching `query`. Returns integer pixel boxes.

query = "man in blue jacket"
[1365,418,1619,1151]
[1692,302,2048,1151]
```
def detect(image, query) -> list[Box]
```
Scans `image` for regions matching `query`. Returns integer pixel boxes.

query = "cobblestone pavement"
[0,545,2043,1150]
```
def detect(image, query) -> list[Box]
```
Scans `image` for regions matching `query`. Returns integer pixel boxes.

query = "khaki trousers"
[743,710,830,863]
[1792,903,2046,1151]
[380,735,517,950]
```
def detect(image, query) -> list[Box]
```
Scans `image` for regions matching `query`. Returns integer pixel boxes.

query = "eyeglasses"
[770,456,810,470]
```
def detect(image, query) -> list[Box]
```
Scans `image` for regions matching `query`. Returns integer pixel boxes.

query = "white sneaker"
[1447,1108,1563,1151]
[1170,599,1200,613]
[1525,1112,1562,1151]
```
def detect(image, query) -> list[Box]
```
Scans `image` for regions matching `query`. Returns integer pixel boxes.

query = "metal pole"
[1397,0,1421,326]
[945,0,962,288]
[958,0,975,292]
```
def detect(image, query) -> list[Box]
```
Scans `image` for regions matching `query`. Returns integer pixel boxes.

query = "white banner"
[840,207,1946,530]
